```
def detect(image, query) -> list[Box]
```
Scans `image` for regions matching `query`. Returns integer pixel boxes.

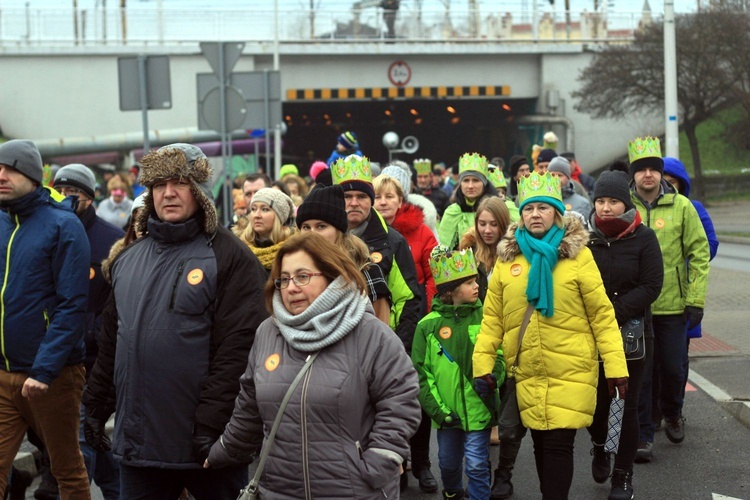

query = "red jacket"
[391,203,438,312]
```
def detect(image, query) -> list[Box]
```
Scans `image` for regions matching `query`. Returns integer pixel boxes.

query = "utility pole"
[664,0,679,157]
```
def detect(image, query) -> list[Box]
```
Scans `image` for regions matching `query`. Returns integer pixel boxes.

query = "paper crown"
[458,152,489,179]
[429,245,478,286]
[331,154,372,185]
[488,168,507,189]
[628,136,662,164]
[517,172,565,213]
[413,158,432,176]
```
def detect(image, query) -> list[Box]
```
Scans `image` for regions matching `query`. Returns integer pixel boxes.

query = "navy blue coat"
[0,187,90,384]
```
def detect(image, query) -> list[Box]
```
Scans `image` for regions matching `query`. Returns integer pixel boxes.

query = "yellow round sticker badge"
[265,354,280,372]
[655,219,665,229]
[371,252,383,264]
[187,269,204,286]
[510,264,523,277]
[439,326,452,340]
[89,267,96,280]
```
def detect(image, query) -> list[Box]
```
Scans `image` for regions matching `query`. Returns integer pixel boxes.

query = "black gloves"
[193,424,218,464]
[607,377,629,399]
[473,374,497,399]
[684,306,704,329]
[83,415,111,452]
[442,413,462,428]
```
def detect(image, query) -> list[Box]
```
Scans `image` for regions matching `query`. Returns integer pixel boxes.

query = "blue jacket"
[663,157,719,337]
[0,187,90,384]
[327,147,363,167]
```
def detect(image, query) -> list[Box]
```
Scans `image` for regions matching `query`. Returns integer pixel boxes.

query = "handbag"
[620,317,645,361]
[497,303,534,442]
[237,351,320,500]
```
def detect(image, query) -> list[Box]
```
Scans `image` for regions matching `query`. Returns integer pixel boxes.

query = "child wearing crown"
[411,246,506,500]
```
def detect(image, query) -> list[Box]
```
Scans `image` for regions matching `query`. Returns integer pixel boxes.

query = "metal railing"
[0,6,648,47]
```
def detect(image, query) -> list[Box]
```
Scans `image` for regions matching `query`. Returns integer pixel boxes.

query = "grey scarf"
[273,276,369,352]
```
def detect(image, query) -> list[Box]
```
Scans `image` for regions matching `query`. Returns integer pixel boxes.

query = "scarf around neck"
[248,240,284,269]
[515,224,564,317]
[592,208,641,240]
[273,276,369,352]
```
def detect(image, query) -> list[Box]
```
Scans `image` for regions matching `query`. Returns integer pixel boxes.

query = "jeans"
[80,402,120,500]
[437,428,491,499]
[119,463,248,500]
[588,337,650,473]
[638,314,687,442]
[530,428,577,500]
[0,365,90,499]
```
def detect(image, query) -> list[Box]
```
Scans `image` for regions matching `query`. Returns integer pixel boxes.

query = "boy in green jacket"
[412,246,506,500]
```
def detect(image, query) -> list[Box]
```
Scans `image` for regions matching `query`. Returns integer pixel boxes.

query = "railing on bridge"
[0,5,648,47]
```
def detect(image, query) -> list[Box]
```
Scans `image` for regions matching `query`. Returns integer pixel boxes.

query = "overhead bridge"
[286,86,512,101]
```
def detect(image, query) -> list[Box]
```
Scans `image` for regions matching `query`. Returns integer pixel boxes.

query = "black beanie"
[628,156,664,179]
[296,184,349,234]
[594,171,635,210]
[509,155,529,178]
[315,168,333,187]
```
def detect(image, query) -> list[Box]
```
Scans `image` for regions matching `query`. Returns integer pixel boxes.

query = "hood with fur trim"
[406,193,438,238]
[391,202,425,236]
[137,146,218,235]
[497,214,589,263]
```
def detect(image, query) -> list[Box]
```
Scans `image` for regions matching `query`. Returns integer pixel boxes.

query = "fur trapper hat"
[137,143,217,234]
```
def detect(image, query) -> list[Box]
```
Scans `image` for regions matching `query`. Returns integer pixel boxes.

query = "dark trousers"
[588,336,650,473]
[529,428,577,500]
[119,463,248,500]
[638,314,687,442]
[410,408,432,468]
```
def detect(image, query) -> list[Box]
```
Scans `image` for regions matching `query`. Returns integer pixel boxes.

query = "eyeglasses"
[273,272,324,290]
[55,186,89,199]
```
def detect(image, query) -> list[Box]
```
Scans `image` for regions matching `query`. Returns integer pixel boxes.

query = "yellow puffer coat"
[473,216,628,431]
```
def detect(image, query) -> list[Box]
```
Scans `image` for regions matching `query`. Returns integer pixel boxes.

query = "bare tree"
[573,10,749,199]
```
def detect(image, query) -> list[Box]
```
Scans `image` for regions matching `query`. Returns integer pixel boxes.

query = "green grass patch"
[679,105,750,177]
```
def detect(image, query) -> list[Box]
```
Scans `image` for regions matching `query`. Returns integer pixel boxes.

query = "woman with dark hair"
[587,171,663,500]
[204,233,421,499]
[473,172,629,500]
[438,153,498,250]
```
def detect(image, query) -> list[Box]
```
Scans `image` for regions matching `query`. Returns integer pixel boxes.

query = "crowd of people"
[0,129,714,500]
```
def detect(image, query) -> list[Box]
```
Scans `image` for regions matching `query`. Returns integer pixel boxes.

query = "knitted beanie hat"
[55,163,97,199]
[251,187,295,226]
[296,184,348,234]
[537,148,558,164]
[338,131,358,150]
[381,165,412,199]
[547,156,571,180]
[593,171,635,211]
[279,164,299,178]
[309,161,328,181]
[0,139,44,184]
[509,155,529,178]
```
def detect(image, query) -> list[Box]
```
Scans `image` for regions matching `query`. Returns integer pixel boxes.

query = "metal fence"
[0,6,648,47]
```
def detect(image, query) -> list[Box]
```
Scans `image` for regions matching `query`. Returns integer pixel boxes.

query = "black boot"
[412,463,438,493]
[442,489,465,499]
[33,451,59,500]
[609,469,634,500]
[400,468,408,491]
[590,442,611,484]
[490,466,514,499]
[8,467,33,500]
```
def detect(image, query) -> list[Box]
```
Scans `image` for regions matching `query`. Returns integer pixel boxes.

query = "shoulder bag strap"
[242,350,320,495]
[511,304,535,376]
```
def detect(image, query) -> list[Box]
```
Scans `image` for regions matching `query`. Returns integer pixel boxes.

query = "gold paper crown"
[517,172,564,212]
[331,154,372,185]
[488,168,507,189]
[627,136,662,164]
[429,246,478,286]
[413,158,432,176]
[458,152,489,180]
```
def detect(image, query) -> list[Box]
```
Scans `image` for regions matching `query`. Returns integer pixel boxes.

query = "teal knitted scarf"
[515,224,564,317]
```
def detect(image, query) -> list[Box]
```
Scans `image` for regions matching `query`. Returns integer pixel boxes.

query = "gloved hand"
[607,377,629,399]
[192,424,218,464]
[684,306,704,329]
[442,413,462,428]
[473,374,497,399]
[83,415,111,452]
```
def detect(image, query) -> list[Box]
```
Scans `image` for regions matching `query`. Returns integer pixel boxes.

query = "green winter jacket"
[631,186,709,315]
[412,298,506,431]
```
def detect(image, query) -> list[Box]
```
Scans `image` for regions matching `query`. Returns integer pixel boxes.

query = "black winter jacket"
[84,216,268,468]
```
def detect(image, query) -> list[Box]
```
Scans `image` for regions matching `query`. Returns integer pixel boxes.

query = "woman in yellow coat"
[473,172,628,500]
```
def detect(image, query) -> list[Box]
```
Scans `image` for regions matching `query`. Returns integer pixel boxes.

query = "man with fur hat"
[627,137,709,463]
[0,140,92,498]
[82,143,269,498]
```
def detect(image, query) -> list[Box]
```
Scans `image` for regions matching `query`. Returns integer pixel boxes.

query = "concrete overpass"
[0,4,662,173]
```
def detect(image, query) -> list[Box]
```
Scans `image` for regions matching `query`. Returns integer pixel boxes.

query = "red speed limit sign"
[388,60,412,87]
